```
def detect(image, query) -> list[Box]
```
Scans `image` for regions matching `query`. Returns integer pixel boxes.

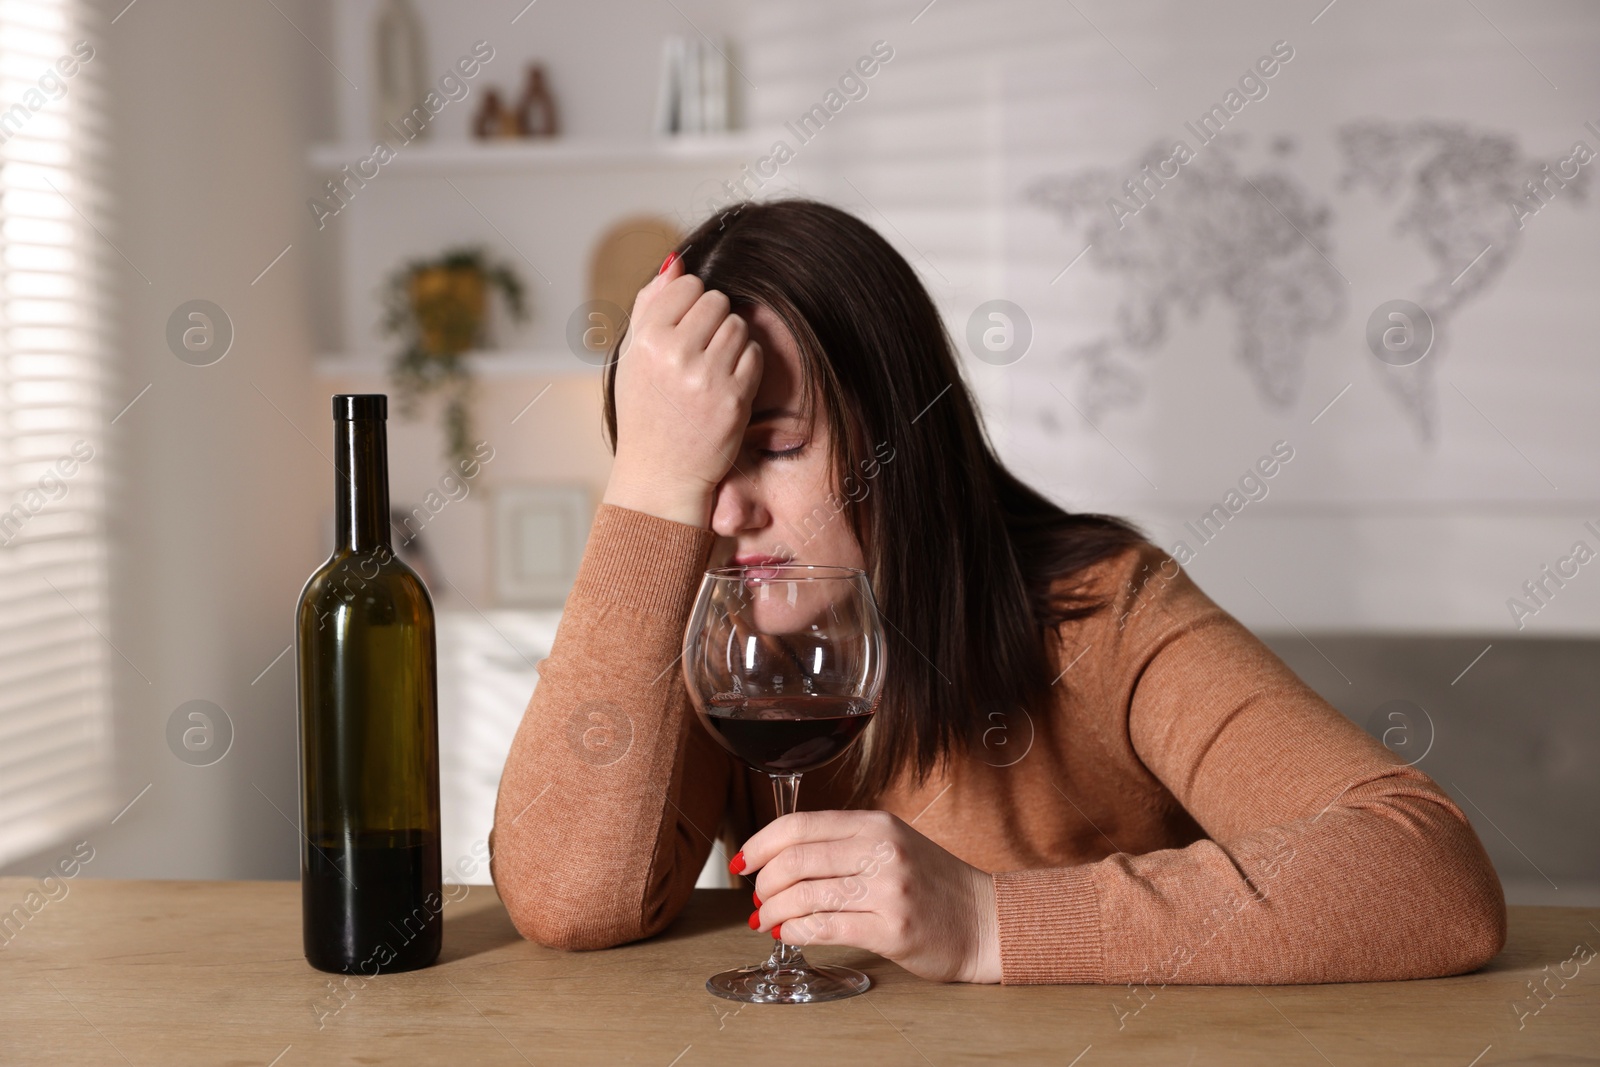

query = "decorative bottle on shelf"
[372,0,429,145]
[473,88,514,139]
[296,394,442,975]
[515,63,559,138]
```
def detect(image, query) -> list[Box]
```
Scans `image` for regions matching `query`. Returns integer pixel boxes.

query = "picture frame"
[492,485,592,606]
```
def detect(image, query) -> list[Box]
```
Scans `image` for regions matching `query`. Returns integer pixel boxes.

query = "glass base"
[706,958,871,1004]
[705,773,872,1004]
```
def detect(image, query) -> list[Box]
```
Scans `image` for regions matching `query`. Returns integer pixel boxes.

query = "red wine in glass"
[683,564,886,1004]
[703,695,874,774]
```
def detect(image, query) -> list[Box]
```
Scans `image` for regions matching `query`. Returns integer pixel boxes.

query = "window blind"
[0,0,111,867]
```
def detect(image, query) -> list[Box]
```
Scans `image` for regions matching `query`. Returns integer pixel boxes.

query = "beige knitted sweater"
[489,504,1507,984]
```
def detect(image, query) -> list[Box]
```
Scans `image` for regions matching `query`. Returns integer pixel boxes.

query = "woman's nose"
[710,474,766,538]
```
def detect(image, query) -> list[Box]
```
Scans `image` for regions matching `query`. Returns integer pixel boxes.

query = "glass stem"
[766,773,807,971]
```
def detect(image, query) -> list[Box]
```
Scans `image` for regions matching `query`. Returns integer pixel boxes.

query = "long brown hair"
[602,197,1148,807]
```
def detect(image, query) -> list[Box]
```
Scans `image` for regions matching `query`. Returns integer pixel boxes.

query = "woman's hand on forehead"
[602,254,764,528]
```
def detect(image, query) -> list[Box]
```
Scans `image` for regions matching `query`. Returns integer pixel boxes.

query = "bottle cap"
[332,394,387,421]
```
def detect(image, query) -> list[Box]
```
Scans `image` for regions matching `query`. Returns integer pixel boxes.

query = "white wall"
[57,0,332,880]
[12,0,1592,886]
[742,0,1600,635]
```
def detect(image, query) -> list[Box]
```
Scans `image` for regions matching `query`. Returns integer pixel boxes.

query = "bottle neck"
[334,417,391,553]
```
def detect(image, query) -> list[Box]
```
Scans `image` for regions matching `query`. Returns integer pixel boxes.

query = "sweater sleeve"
[992,545,1507,986]
[488,503,736,950]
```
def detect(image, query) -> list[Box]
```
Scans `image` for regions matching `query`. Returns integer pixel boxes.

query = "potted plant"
[381,246,528,467]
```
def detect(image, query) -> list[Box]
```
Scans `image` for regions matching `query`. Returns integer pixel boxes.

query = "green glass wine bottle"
[296,394,442,974]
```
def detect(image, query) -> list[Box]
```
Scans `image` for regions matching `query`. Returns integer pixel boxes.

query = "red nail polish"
[748,910,760,930]
[728,850,746,875]
[752,890,761,908]
[772,923,783,940]
[658,251,678,275]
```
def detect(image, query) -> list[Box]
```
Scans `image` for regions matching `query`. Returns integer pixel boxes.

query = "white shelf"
[314,350,604,379]
[307,133,767,175]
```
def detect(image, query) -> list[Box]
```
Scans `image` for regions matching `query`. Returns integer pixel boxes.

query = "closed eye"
[757,443,805,460]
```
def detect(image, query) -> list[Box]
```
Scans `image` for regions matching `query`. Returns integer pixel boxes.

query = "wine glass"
[682,564,886,1004]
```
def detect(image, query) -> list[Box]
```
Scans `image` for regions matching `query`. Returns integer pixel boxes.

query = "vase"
[374,0,429,145]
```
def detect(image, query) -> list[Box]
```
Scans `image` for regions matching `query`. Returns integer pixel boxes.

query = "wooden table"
[1,878,1595,1065]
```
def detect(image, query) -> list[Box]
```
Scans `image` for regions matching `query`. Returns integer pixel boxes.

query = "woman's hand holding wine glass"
[734,809,1003,985]
[601,253,762,528]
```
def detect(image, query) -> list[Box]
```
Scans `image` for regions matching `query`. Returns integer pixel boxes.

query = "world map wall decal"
[1024,121,1593,443]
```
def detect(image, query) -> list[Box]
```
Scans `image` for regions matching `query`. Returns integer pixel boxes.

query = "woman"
[489,197,1505,985]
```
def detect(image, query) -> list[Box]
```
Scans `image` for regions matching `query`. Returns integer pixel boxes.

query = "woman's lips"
[733,554,789,580]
